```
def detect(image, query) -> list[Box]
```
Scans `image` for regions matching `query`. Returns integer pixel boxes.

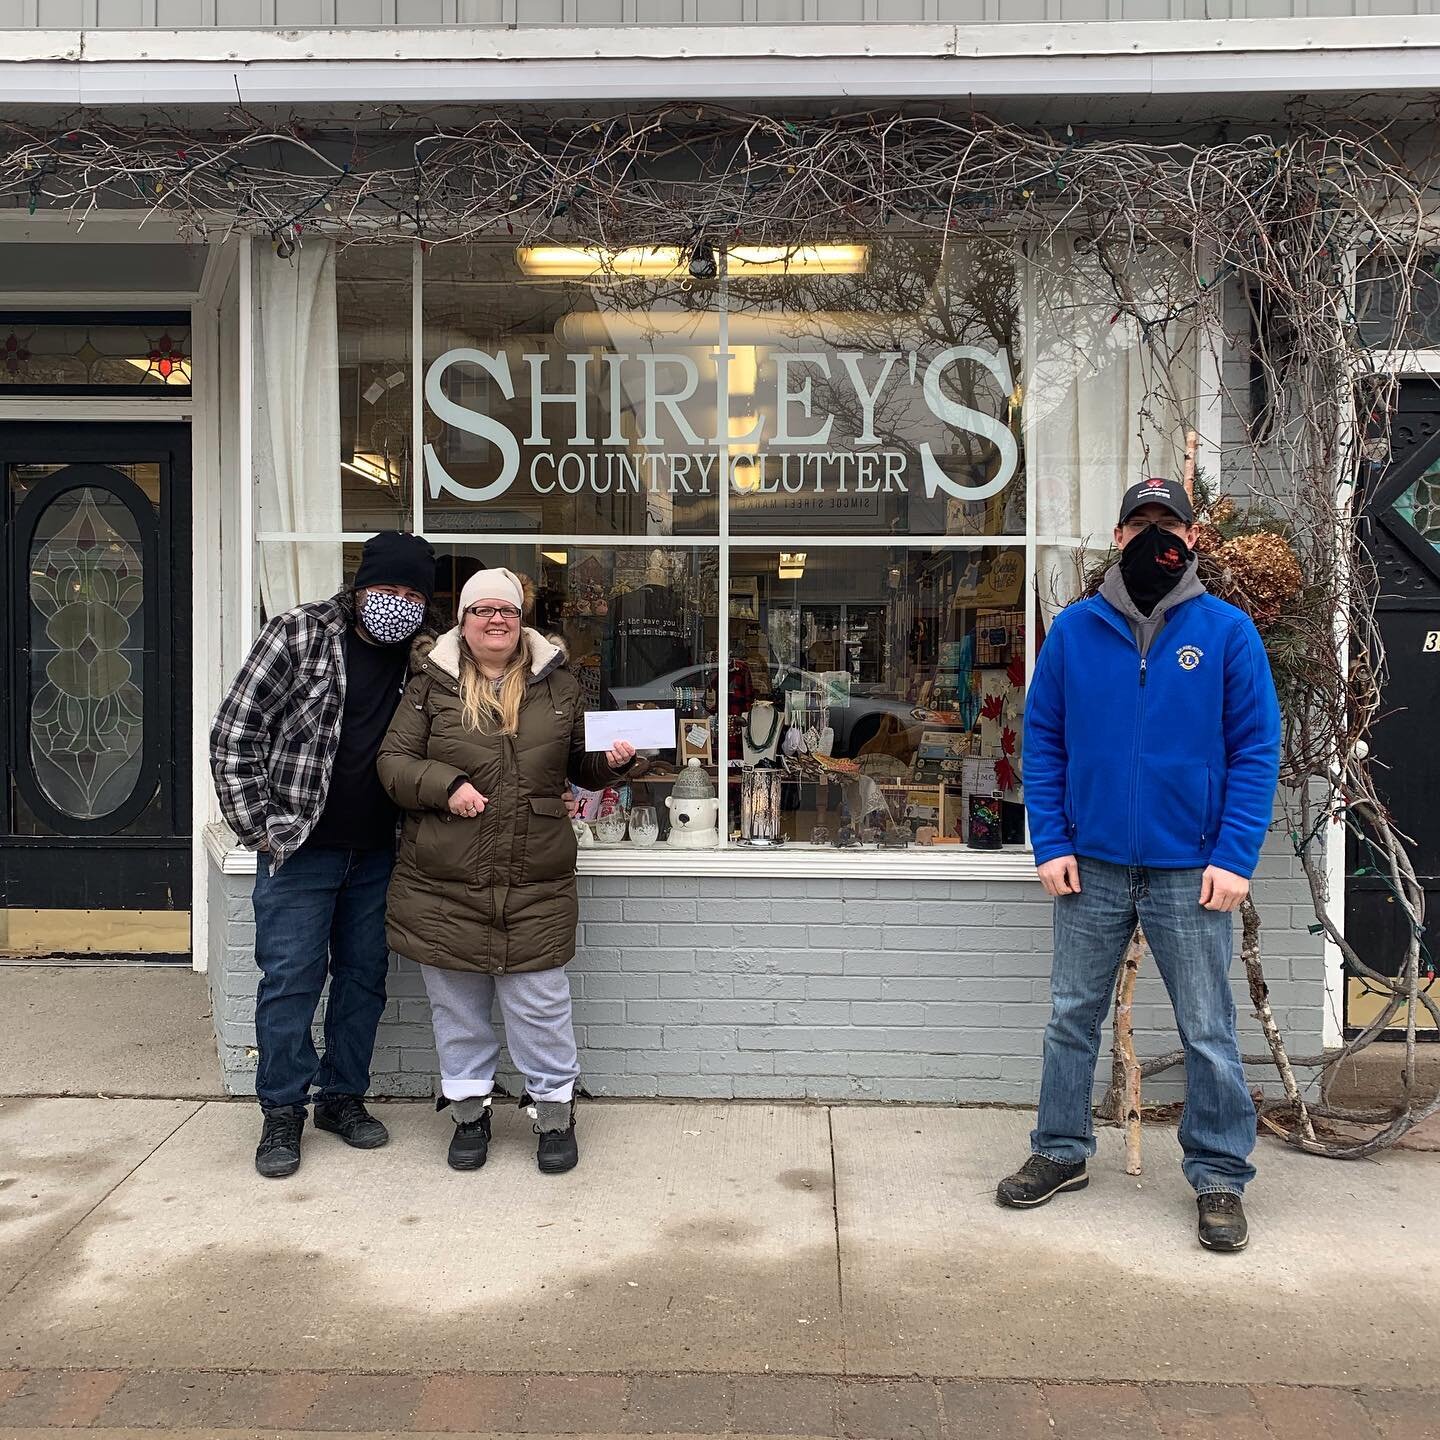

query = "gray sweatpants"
[420,964,579,1104]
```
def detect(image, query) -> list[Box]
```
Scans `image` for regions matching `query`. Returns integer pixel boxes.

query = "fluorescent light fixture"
[542,550,569,565]
[519,244,869,279]
[727,244,869,276]
[516,245,685,278]
[342,452,392,485]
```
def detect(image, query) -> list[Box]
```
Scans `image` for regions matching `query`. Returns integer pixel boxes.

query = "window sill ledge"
[204,823,1038,881]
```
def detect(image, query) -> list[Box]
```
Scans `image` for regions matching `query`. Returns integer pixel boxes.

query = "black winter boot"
[533,1097,579,1174]
[314,1094,389,1149]
[1197,1192,1249,1252]
[995,1153,1088,1208]
[255,1105,305,1178]
[447,1100,493,1171]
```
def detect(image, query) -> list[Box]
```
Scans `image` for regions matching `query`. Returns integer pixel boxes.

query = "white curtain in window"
[253,239,342,613]
[1026,246,1196,618]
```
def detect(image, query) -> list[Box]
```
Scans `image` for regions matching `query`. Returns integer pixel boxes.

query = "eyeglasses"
[465,604,521,621]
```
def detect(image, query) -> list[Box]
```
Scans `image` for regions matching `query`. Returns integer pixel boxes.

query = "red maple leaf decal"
[1006,654,1025,690]
[1001,726,1017,756]
[981,693,1004,722]
[996,757,1017,792]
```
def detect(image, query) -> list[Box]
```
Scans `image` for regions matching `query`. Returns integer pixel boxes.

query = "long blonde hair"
[459,632,528,736]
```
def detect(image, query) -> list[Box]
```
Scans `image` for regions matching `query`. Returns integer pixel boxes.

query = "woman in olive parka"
[377,567,634,1175]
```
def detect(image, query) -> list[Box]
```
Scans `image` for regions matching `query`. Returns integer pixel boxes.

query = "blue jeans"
[1031,856,1257,1195]
[252,844,394,1111]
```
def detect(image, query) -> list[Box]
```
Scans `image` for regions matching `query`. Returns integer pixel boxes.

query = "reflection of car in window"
[608,663,919,758]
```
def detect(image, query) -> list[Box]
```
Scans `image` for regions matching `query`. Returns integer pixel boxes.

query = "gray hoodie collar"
[1099,556,1206,655]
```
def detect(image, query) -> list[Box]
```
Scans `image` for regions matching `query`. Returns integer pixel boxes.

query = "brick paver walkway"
[0,1368,1431,1438]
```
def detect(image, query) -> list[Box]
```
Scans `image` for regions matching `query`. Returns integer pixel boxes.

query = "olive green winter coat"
[376,626,620,975]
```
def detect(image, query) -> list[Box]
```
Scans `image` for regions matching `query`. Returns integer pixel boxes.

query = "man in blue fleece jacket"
[996,477,1282,1253]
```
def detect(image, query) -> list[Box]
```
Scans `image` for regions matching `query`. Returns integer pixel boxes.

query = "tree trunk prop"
[1239,898,1315,1144]
[1112,925,1146,1175]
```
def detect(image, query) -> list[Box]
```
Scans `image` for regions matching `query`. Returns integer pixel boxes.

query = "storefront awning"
[4,17,1440,108]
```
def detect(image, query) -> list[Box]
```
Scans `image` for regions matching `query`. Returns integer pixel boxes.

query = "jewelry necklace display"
[742,702,782,764]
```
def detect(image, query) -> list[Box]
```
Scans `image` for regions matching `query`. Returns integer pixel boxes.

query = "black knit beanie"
[353,531,436,601]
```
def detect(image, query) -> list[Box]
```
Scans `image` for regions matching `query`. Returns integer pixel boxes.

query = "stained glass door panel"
[1393,459,1440,559]
[28,485,148,821]
[2,425,190,931]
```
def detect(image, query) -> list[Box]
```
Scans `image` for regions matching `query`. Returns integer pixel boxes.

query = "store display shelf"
[573,842,1037,879]
[205,823,1037,881]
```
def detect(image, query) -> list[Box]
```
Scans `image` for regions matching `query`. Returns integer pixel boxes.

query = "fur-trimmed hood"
[422,625,567,687]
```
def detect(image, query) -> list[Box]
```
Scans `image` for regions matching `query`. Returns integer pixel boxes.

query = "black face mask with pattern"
[359,590,426,645]
[1120,523,1193,616]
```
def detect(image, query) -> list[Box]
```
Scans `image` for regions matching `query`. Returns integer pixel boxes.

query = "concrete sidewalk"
[0,964,218,1100]
[2,961,1435,1436]
[2,1097,1436,1393]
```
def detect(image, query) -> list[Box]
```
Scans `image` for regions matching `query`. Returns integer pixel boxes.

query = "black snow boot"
[447,1100,493,1172]
[532,1097,579,1175]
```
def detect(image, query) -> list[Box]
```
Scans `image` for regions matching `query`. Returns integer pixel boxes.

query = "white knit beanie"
[458,567,525,619]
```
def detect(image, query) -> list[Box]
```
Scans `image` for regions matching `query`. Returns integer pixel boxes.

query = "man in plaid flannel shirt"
[211,531,437,1178]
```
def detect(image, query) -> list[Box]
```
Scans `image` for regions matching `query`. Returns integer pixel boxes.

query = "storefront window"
[421,245,719,538]
[1356,252,1440,351]
[725,236,1024,538]
[725,545,1025,849]
[338,245,413,533]
[249,230,1196,860]
[429,543,721,841]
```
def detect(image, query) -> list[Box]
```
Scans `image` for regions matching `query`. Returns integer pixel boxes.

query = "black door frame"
[1345,381,1440,1035]
[0,421,193,923]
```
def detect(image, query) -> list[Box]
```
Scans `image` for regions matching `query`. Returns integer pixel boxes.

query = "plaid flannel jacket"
[209,592,353,868]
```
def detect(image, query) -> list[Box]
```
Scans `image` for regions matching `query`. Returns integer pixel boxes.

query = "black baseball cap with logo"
[1118,476,1194,526]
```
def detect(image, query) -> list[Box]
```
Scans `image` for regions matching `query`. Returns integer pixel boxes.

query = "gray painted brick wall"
[207,821,1325,1106]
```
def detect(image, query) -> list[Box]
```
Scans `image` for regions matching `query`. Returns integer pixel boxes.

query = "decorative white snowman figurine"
[664,758,720,848]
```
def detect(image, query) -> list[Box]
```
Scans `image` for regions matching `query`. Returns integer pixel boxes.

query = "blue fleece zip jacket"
[1024,570,1282,879]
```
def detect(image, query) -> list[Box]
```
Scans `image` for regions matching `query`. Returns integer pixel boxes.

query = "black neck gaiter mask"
[1120,524,1193,617]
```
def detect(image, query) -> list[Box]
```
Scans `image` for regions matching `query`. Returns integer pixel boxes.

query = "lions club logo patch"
[1177,645,1204,672]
